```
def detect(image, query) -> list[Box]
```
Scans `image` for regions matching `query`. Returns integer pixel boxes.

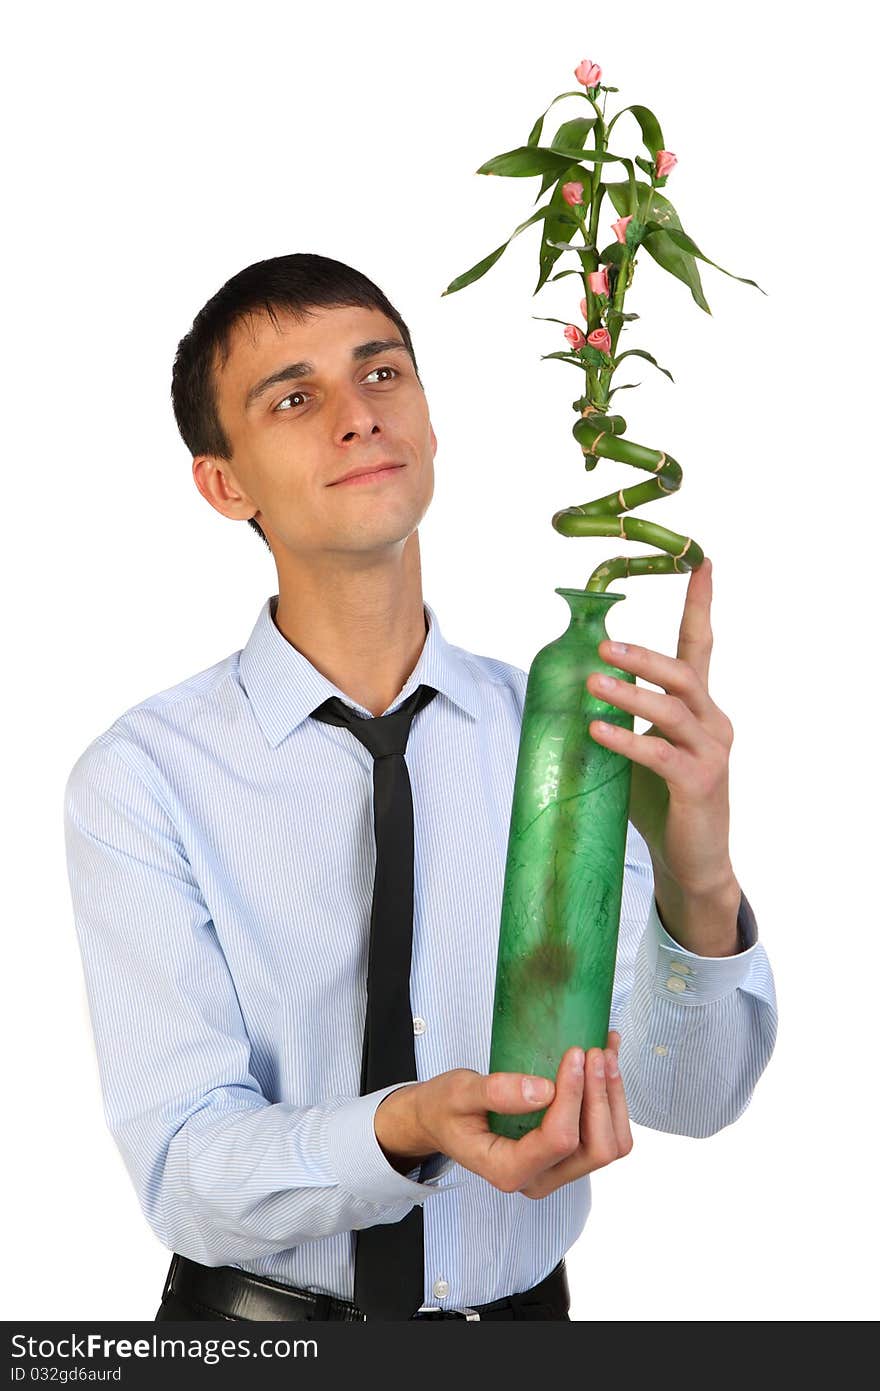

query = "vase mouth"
[555,586,626,604]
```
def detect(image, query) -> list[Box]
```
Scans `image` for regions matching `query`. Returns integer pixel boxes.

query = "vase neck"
[555,587,626,632]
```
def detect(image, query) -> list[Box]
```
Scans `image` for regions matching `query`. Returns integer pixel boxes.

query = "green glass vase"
[487,587,637,1139]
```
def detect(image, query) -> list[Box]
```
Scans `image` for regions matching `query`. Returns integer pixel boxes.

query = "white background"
[4,0,876,1323]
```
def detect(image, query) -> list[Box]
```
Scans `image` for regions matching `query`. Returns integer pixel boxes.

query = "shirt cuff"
[325,1082,465,1205]
[649,890,762,1006]
[417,1152,457,1183]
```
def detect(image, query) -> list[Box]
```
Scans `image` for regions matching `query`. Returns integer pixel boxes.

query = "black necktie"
[309,681,439,1320]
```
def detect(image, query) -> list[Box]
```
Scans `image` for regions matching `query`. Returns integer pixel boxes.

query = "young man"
[63,253,778,1322]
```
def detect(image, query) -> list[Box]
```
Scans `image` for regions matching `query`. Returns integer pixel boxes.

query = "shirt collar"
[239,594,481,748]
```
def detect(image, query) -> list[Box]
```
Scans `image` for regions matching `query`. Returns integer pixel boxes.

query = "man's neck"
[272,546,429,718]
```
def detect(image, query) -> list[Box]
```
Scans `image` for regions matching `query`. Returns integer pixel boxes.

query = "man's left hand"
[585,556,736,899]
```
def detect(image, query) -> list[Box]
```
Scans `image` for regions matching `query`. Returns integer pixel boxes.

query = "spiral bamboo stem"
[552,402,704,593]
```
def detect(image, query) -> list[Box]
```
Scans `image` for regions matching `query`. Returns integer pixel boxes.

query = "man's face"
[195,303,437,558]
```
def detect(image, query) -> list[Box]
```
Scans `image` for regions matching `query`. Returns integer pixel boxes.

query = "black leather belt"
[161,1252,570,1321]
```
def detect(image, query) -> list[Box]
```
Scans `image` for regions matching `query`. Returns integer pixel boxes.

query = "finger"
[595,639,715,724]
[578,1047,620,1166]
[603,1047,634,1157]
[483,1047,585,1191]
[586,674,717,757]
[676,555,713,687]
[588,720,690,790]
[522,1047,622,1198]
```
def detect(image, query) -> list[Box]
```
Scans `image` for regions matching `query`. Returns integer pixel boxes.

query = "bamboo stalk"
[558,89,704,593]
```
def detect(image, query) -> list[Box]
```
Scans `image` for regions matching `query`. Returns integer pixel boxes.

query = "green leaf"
[605,179,711,314]
[526,90,590,148]
[540,350,589,365]
[612,348,675,382]
[583,344,610,367]
[479,143,637,216]
[599,242,629,267]
[548,268,587,282]
[533,162,597,296]
[477,146,588,178]
[533,315,583,327]
[642,222,767,295]
[440,204,557,296]
[533,116,597,204]
[547,144,637,215]
[608,382,640,399]
[606,103,665,159]
[641,228,711,313]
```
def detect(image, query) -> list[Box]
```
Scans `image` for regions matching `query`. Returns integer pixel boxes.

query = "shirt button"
[665,976,688,993]
[669,960,692,976]
[413,1016,427,1035]
[653,1044,669,1056]
[432,1278,449,1299]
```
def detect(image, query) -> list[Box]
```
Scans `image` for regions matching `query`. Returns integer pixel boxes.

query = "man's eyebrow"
[244,339,410,409]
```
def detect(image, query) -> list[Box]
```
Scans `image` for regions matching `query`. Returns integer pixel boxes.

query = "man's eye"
[274,390,308,412]
[274,365,399,412]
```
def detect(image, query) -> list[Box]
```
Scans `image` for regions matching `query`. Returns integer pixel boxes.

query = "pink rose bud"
[587,327,612,354]
[587,267,610,296]
[562,181,585,206]
[655,150,677,178]
[564,324,587,351]
[574,59,602,88]
[579,296,588,321]
[611,214,633,245]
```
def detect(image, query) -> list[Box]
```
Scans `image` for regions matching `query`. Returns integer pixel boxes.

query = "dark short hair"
[170,252,422,550]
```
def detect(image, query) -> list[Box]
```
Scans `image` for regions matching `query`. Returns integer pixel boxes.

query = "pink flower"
[655,150,677,178]
[574,59,602,88]
[587,327,612,354]
[579,296,588,320]
[564,324,587,351]
[562,181,585,206]
[611,214,632,245]
[587,267,610,296]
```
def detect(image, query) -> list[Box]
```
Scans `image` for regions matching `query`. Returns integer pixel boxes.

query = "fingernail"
[570,1047,585,1071]
[593,1050,605,1078]
[606,1049,619,1077]
[523,1076,552,1104]
[606,642,628,656]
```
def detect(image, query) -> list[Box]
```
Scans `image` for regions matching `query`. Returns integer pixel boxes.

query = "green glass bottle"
[487,587,637,1139]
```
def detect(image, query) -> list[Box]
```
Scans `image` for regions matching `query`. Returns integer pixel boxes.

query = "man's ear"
[192,454,255,522]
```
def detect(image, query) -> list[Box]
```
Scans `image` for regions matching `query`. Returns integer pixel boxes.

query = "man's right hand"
[374,1031,633,1200]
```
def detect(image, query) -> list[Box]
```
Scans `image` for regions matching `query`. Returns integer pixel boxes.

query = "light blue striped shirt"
[63,593,778,1311]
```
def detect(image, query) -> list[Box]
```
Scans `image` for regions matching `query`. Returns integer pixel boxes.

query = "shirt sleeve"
[609,825,778,1138]
[63,735,463,1270]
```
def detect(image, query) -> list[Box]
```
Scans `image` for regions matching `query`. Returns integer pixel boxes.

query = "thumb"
[484,1069,556,1116]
